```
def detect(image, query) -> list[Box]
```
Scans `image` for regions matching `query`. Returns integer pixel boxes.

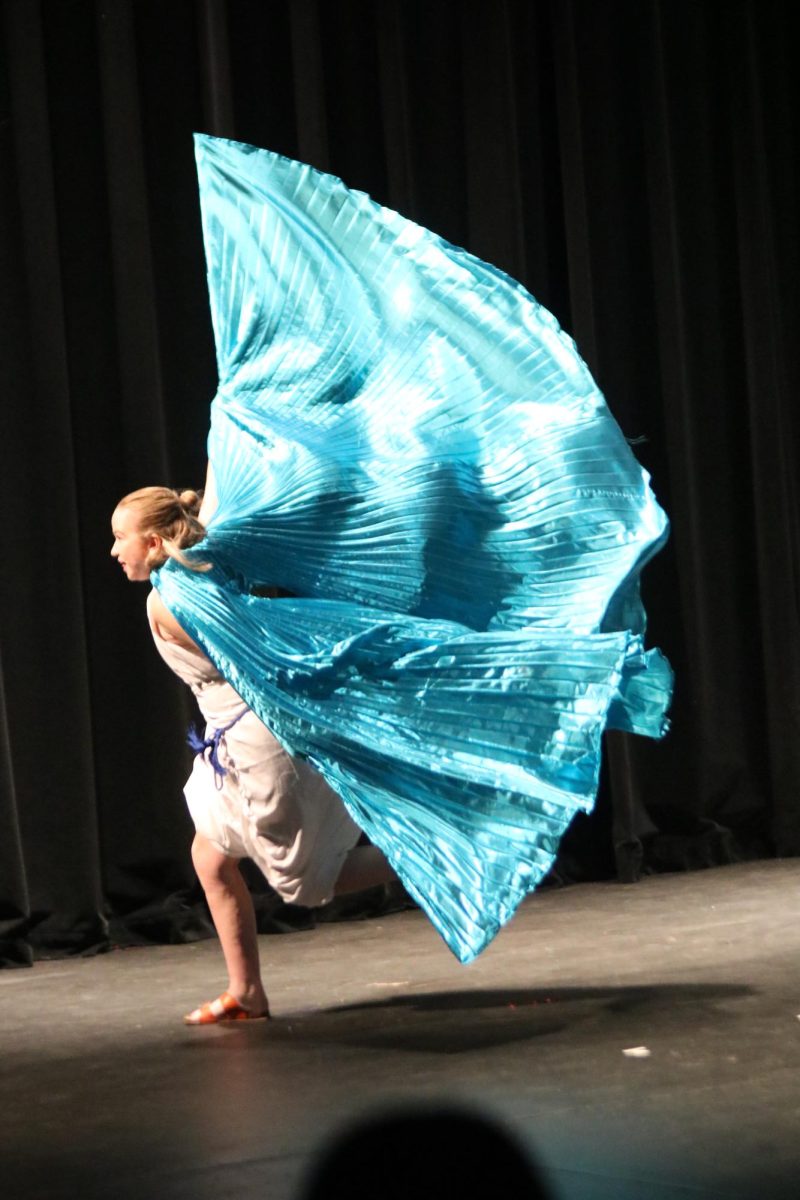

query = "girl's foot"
[184,990,271,1025]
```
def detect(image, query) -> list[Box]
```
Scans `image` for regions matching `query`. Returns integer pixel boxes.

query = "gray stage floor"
[2,859,799,1200]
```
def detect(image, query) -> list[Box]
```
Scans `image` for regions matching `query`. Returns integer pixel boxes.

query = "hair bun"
[177,488,201,513]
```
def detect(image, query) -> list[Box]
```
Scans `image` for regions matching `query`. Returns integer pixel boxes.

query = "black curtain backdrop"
[0,0,797,966]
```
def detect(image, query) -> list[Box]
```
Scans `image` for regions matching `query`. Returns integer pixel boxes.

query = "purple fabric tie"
[187,708,247,786]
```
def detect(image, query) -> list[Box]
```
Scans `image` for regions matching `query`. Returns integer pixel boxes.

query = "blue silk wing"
[195,134,668,635]
[154,135,673,962]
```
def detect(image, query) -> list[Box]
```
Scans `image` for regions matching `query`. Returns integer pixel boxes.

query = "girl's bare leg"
[191,833,269,1014]
[334,844,398,895]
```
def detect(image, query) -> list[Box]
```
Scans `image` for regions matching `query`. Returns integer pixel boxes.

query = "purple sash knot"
[187,708,247,787]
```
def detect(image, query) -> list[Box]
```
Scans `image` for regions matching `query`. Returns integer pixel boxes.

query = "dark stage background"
[0,0,797,966]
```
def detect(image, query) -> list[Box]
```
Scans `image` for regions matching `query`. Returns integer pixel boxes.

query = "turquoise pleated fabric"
[153,134,673,962]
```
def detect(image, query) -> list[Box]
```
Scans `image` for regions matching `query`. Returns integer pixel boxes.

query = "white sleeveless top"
[146,589,246,726]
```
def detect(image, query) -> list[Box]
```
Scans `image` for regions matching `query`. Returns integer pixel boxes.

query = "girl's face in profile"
[110,506,158,582]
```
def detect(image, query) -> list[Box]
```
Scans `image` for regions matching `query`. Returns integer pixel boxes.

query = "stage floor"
[2,859,799,1199]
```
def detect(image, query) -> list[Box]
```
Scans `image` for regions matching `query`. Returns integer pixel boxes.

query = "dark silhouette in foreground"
[299,1102,553,1199]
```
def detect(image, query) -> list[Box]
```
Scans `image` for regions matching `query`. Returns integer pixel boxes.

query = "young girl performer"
[113,135,672,1021]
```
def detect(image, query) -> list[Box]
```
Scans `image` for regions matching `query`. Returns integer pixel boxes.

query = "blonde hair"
[116,486,210,572]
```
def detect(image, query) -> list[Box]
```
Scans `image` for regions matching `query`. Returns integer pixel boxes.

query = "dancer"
[114,134,672,1018]
[112,485,397,1024]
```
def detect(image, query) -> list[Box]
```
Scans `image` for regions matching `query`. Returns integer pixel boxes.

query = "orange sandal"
[184,991,271,1025]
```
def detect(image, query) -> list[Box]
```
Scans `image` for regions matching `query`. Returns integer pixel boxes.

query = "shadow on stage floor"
[228,983,754,1055]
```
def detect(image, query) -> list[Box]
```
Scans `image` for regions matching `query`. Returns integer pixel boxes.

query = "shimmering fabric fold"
[153,134,673,962]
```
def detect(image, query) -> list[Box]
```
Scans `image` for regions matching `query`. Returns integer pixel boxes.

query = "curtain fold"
[727,5,800,852]
[1,0,107,958]
[0,0,796,964]
[0,649,31,965]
